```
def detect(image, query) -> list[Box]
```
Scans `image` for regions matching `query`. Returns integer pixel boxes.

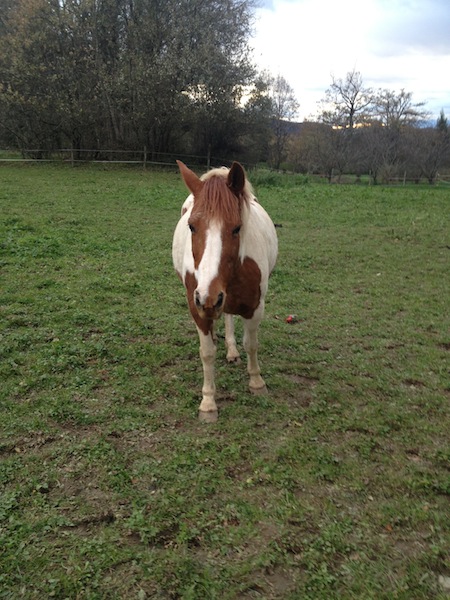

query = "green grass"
[0,164,449,599]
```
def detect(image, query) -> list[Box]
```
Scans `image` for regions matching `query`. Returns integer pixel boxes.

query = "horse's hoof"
[198,410,218,423]
[250,385,268,395]
[227,356,241,364]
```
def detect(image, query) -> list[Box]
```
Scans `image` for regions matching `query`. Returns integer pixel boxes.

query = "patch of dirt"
[240,566,296,599]
[67,510,116,531]
[216,392,238,410]
[264,566,296,596]
[0,433,61,456]
[284,374,319,408]
[106,428,159,454]
[386,342,405,350]
[287,374,319,387]
[294,389,313,407]
[50,470,123,531]
[403,378,426,388]
[2,423,108,458]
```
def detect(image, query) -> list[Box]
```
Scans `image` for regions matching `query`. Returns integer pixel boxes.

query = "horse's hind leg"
[243,305,267,395]
[224,313,240,363]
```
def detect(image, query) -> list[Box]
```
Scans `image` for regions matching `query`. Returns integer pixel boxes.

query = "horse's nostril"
[216,292,224,308]
[195,291,201,307]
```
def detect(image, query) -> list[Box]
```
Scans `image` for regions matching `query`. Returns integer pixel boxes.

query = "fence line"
[0,148,222,169]
[1,149,449,185]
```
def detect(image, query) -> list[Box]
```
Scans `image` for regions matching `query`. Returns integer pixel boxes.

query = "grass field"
[0,164,449,599]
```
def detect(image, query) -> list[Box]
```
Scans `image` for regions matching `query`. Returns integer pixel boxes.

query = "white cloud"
[251,0,450,120]
[370,0,450,56]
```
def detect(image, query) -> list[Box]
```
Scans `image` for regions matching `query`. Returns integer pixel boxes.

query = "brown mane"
[191,167,252,223]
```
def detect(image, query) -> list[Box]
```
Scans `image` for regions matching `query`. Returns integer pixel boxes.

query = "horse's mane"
[201,166,254,198]
[194,167,253,223]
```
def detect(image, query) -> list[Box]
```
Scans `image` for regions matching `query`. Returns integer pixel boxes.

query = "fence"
[0,148,223,170]
[1,149,449,185]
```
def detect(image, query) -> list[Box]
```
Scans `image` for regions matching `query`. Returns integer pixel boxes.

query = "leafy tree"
[0,0,123,153]
[0,0,263,159]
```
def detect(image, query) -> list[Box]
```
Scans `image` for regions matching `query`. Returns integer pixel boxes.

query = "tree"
[436,109,448,133]
[0,0,126,153]
[288,67,443,182]
[0,0,262,159]
[372,88,429,130]
[367,89,430,182]
[358,122,402,184]
[265,73,299,169]
[239,75,274,164]
[0,0,15,35]
[305,123,338,181]
[315,70,373,177]
[318,69,373,130]
[406,111,450,184]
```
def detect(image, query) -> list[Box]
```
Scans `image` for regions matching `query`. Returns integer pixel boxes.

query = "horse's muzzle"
[194,289,225,319]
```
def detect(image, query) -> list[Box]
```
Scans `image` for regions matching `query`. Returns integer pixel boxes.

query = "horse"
[172,160,278,421]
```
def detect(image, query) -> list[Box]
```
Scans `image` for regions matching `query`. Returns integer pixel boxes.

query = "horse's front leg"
[243,303,268,395]
[224,313,240,363]
[197,326,219,422]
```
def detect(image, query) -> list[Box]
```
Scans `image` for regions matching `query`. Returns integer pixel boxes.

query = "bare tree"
[314,70,373,178]
[290,69,442,182]
[266,73,299,169]
[372,88,429,130]
[405,113,450,184]
[319,69,373,130]
[358,122,402,184]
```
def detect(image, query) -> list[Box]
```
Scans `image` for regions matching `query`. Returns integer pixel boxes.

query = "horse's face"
[188,209,242,321]
[177,161,246,321]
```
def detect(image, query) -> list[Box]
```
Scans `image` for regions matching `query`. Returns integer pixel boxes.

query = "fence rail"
[0,148,222,169]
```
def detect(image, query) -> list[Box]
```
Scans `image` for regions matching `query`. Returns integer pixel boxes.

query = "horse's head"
[177,160,249,321]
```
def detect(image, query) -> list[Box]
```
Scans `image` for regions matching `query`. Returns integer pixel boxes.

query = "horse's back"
[241,198,278,281]
[172,201,193,279]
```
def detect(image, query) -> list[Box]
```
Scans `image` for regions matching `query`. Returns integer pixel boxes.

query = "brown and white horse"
[172,161,278,421]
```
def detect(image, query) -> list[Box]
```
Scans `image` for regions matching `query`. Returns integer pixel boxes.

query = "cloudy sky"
[251,0,450,121]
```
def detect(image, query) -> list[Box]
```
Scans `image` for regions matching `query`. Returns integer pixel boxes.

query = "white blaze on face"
[195,222,222,305]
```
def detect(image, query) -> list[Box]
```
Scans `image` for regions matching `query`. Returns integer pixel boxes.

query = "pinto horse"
[172,160,278,421]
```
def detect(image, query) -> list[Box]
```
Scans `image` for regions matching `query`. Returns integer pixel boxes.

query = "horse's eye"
[232,225,241,236]
[188,223,196,234]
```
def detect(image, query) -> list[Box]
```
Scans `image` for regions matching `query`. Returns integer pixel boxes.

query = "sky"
[251,0,450,122]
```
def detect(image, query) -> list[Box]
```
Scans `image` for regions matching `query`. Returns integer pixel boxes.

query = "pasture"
[0,164,449,599]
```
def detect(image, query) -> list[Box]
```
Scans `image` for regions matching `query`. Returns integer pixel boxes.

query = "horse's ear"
[177,160,204,197]
[227,161,246,195]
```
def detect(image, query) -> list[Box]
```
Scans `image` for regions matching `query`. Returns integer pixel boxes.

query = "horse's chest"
[224,257,262,318]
